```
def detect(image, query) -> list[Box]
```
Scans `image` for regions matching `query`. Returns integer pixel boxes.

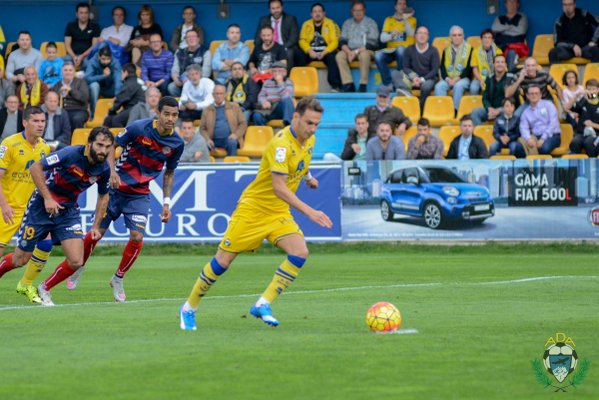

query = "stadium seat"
[209,40,226,55]
[209,156,216,163]
[210,148,227,157]
[549,63,577,89]
[526,154,553,160]
[583,63,599,85]
[532,34,553,65]
[4,41,16,57]
[490,155,516,160]
[307,61,326,69]
[290,67,318,97]
[401,126,417,147]
[40,41,67,58]
[391,96,420,124]
[456,95,483,121]
[561,154,588,159]
[423,96,455,126]
[432,37,450,58]
[223,156,251,163]
[438,125,461,157]
[473,125,495,151]
[244,39,255,54]
[551,124,574,156]
[466,36,481,49]
[86,98,114,128]
[71,128,91,145]
[238,125,274,157]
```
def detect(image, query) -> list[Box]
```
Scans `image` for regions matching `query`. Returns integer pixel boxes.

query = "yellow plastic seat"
[210,148,227,157]
[209,40,226,55]
[289,67,318,97]
[432,37,450,59]
[86,98,114,128]
[549,64,578,89]
[423,96,455,126]
[438,125,461,158]
[71,128,92,145]
[466,36,481,49]
[209,156,216,163]
[392,96,420,124]
[532,34,553,65]
[473,124,495,151]
[526,154,553,160]
[223,156,251,163]
[4,42,17,57]
[244,39,255,54]
[561,154,588,159]
[238,126,274,157]
[307,61,326,69]
[456,95,483,121]
[401,126,418,147]
[40,41,67,58]
[583,63,599,85]
[490,155,516,160]
[551,124,574,156]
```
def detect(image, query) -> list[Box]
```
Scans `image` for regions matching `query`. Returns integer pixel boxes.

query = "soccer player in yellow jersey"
[0,106,53,303]
[180,97,333,330]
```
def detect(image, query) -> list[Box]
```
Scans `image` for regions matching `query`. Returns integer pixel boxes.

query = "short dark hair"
[502,97,516,106]
[354,113,367,122]
[261,25,274,33]
[46,41,57,50]
[99,46,112,58]
[23,106,44,121]
[351,0,366,9]
[88,126,114,144]
[227,23,241,30]
[295,96,324,116]
[269,0,283,6]
[18,31,31,39]
[181,118,195,125]
[183,5,196,14]
[76,2,90,12]
[377,121,393,131]
[231,61,245,69]
[112,6,126,18]
[480,28,494,38]
[122,63,137,77]
[417,118,430,127]
[587,78,599,88]
[562,70,579,86]
[460,114,473,124]
[311,2,325,12]
[158,96,179,112]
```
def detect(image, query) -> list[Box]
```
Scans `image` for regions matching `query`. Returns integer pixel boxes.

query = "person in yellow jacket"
[470,29,503,94]
[298,3,342,91]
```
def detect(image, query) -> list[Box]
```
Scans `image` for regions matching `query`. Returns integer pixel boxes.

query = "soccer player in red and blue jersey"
[66,96,184,302]
[0,126,114,305]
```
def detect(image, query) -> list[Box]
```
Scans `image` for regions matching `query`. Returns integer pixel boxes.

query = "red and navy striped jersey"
[40,145,111,205]
[115,118,184,195]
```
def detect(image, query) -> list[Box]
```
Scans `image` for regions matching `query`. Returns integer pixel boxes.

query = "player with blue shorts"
[0,127,114,306]
[65,96,184,302]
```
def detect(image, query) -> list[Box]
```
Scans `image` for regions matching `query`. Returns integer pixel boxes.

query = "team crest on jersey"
[308,146,313,154]
[0,145,6,159]
[162,146,171,154]
[46,154,60,165]
[40,151,46,158]
[275,147,287,162]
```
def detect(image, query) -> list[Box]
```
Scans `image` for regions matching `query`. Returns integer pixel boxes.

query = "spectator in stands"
[560,69,585,128]
[200,84,247,156]
[64,2,100,70]
[42,91,71,151]
[565,79,599,156]
[489,97,520,156]
[470,29,503,95]
[298,3,342,92]
[252,61,294,126]
[0,95,23,140]
[178,64,215,121]
[492,0,528,71]
[249,26,287,83]
[435,25,474,110]
[51,61,89,130]
[366,121,406,160]
[168,30,211,96]
[6,31,43,85]
[447,115,489,159]
[255,0,300,70]
[141,33,174,96]
[391,26,439,108]
[375,0,416,88]
[548,0,599,64]
[212,24,250,83]
[363,85,411,138]
[0,64,14,107]
[128,4,163,66]
[170,6,205,52]
[103,64,145,128]
[225,62,259,121]
[127,87,161,125]
[38,42,64,88]
[180,119,210,162]
[98,6,133,66]
[407,118,444,159]
[16,66,49,110]
[339,113,372,160]
[471,55,510,126]
[85,46,122,118]
[505,57,561,116]
[336,0,379,93]
[516,85,561,156]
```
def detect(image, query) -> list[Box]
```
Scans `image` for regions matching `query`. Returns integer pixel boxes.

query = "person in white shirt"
[178,63,215,121]
[99,6,133,50]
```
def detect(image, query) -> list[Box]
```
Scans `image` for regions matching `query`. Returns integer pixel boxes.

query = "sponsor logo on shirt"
[275,147,286,162]
[0,146,6,159]
[46,154,60,165]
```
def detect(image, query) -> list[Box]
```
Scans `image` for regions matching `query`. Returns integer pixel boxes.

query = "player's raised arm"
[29,161,63,215]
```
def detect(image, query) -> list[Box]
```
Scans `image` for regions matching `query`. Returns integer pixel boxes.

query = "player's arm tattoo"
[163,168,175,198]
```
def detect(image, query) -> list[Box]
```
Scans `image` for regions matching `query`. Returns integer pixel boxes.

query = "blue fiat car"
[380,166,494,229]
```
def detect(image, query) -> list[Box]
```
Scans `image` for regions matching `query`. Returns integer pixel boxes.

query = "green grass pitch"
[0,244,597,399]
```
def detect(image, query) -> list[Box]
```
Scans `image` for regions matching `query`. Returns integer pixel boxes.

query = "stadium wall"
[1,0,597,51]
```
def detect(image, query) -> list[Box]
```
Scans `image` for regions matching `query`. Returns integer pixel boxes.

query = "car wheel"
[423,202,443,229]
[380,200,394,221]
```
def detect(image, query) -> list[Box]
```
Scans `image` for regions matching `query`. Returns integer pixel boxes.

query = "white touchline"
[0,275,597,312]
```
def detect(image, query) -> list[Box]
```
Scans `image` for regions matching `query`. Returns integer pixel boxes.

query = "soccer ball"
[366,301,402,332]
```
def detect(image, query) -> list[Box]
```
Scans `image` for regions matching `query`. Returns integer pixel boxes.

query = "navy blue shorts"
[17,195,83,252]
[99,189,150,233]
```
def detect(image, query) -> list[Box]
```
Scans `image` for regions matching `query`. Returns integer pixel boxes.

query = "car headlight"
[443,186,460,197]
